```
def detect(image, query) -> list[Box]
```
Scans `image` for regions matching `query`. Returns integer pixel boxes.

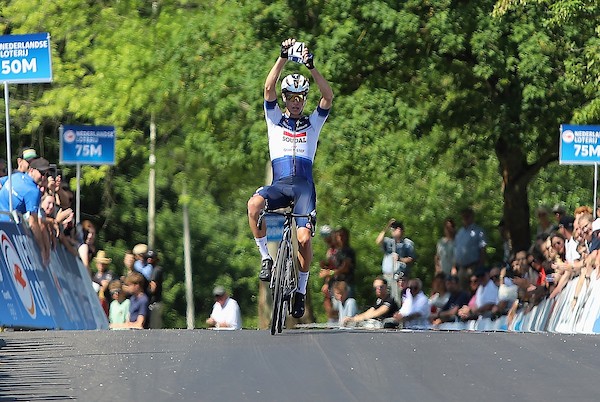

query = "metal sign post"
[3,82,13,212]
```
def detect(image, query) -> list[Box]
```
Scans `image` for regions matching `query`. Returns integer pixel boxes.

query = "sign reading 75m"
[559,125,600,165]
[59,125,116,165]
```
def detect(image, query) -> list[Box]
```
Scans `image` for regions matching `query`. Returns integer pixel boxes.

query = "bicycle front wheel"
[271,237,292,335]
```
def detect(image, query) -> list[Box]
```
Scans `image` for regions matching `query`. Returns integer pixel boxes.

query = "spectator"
[121,250,136,281]
[559,216,580,263]
[343,277,399,328]
[329,229,356,298]
[132,243,151,281]
[549,232,566,263]
[0,157,50,263]
[435,217,455,276]
[108,279,130,326]
[569,215,598,305]
[430,275,471,325]
[457,267,499,321]
[78,220,97,275]
[392,278,431,329]
[376,219,416,302]
[428,272,450,312]
[535,206,555,237]
[331,281,357,326]
[0,147,37,189]
[497,219,512,266]
[110,272,149,329]
[320,227,356,323]
[574,205,593,219]
[39,194,58,249]
[16,147,38,173]
[145,250,164,329]
[92,250,115,316]
[0,158,6,177]
[318,224,339,323]
[552,203,567,226]
[396,273,410,304]
[453,207,487,292]
[55,181,74,212]
[206,286,242,330]
[494,264,519,316]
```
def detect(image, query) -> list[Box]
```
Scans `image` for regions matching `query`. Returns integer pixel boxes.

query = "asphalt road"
[1,328,599,402]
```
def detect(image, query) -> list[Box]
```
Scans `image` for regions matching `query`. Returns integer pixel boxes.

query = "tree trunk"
[503,176,531,253]
[496,136,532,253]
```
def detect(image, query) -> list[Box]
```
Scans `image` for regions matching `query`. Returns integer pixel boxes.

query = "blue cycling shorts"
[255,176,316,229]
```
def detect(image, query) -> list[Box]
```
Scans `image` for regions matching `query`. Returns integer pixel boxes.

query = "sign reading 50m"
[60,125,116,165]
[0,32,52,83]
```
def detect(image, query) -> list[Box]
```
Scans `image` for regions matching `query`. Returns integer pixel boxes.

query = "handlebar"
[257,207,316,237]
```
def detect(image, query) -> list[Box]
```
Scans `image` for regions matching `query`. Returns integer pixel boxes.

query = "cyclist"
[247,38,334,319]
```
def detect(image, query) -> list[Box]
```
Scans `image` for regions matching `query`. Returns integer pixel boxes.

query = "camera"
[48,163,59,178]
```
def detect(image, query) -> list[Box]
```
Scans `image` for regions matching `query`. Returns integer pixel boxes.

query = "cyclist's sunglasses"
[284,92,306,102]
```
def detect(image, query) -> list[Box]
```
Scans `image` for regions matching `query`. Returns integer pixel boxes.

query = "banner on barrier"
[0,221,108,330]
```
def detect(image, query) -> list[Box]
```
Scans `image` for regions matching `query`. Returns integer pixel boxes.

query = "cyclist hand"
[304,53,315,69]
[302,46,314,69]
[280,38,296,58]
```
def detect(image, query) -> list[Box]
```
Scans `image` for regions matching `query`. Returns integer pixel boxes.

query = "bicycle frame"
[258,207,314,335]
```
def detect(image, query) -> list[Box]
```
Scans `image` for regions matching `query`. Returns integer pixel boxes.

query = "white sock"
[254,237,270,260]
[298,271,309,295]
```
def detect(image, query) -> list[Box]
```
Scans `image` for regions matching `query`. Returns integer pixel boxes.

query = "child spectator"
[110,272,149,330]
[108,280,130,326]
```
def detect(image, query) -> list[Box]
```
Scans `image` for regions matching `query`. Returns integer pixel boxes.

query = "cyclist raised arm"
[248,37,333,319]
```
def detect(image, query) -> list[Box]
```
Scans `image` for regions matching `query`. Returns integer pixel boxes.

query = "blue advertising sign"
[0,224,56,329]
[0,32,52,83]
[559,124,600,165]
[60,124,116,165]
[0,219,108,330]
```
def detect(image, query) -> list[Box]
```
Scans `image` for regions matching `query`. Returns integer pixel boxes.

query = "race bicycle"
[257,206,314,335]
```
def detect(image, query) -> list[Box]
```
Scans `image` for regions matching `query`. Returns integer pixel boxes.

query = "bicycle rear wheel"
[271,237,291,335]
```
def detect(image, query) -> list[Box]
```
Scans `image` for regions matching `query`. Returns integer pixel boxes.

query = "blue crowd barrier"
[0,217,108,330]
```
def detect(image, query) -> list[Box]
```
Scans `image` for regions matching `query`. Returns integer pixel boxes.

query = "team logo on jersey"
[0,230,36,318]
[283,131,307,143]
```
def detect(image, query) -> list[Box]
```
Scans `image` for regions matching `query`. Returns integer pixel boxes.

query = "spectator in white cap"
[206,286,242,330]
[132,243,151,280]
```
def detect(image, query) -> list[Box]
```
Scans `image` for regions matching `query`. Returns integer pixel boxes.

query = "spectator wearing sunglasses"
[343,277,399,327]
[0,157,51,262]
[457,267,499,321]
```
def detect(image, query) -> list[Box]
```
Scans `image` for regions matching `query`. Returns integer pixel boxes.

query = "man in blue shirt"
[0,147,38,189]
[453,208,487,291]
[0,157,50,263]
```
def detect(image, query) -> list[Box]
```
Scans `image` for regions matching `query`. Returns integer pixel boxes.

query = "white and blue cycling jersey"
[256,100,330,228]
[264,100,329,183]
